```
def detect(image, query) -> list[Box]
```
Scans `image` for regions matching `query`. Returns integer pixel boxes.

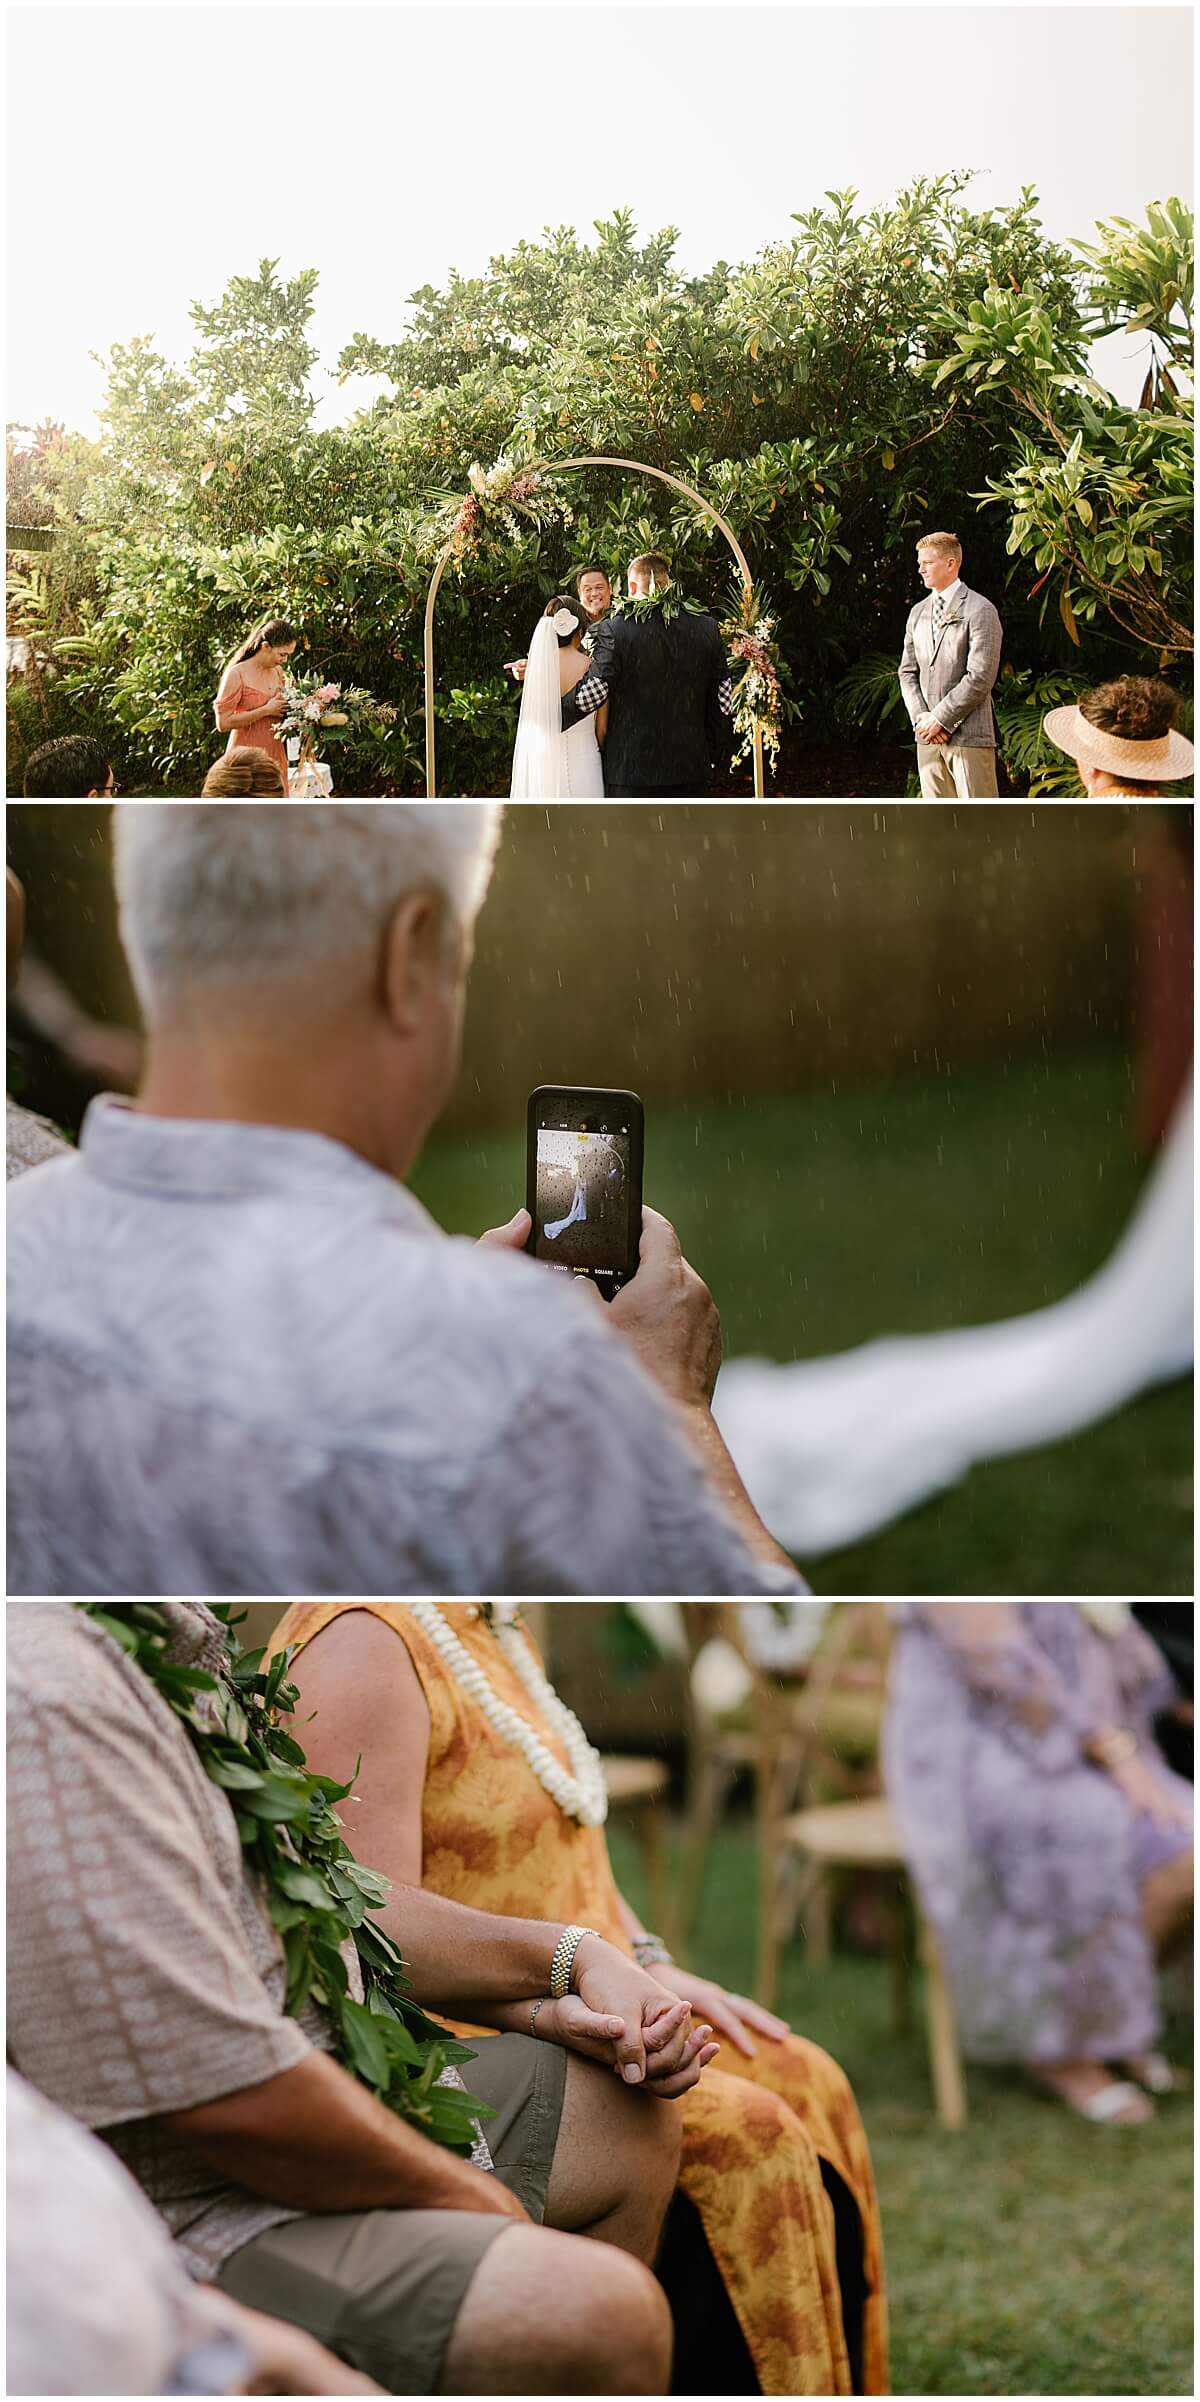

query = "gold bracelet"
[549,1924,598,1999]
[528,1997,548,2037]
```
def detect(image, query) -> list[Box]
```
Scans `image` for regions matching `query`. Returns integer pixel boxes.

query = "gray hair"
[115,804,503,1014]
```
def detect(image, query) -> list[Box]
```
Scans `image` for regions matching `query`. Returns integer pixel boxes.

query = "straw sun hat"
[1043,702,1194,784]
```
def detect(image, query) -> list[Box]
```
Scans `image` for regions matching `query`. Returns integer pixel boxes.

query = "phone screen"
[527,1087,642,1299]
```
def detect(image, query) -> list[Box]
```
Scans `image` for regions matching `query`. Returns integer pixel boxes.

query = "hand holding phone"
[526,1084,644,1302]
[607,1206,721,1405]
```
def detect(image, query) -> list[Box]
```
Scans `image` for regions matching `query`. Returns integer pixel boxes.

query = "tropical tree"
[926,199,1193,662]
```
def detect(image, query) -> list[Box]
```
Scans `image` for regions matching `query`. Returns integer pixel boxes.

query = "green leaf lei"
[80,1604,488,2155]
[611,585,705,627]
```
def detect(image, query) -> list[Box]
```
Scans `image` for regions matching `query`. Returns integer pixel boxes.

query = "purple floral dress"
[884,1605,1192,2063]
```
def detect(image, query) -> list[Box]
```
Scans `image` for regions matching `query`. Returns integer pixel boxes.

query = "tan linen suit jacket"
[898,583,1003,749]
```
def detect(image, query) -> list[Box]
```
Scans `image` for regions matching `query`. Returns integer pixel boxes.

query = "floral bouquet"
[721,585,785,775]
[277,672,397,749]
[446,455,575,563]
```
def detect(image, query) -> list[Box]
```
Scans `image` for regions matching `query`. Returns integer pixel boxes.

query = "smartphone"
[526,1085,644,1302]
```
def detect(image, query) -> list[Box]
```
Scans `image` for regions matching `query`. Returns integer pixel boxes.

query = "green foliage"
[1080,198,1193,382]
[6,195,1193,792]
[833,651,909,734]
[990,668,1098,795]
[189,259,319,440]
[80,1603,488,2153]
[928,201,1193,659]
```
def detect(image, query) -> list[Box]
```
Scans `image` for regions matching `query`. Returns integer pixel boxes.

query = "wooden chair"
[679,1603,886,1980]
[601,1752,676,1952]
[680,1604,966,2130]
[677,1606,803,1944]
[769,1789,967,2131]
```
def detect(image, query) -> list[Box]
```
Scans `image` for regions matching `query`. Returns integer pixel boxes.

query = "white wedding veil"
[510,614,566,798]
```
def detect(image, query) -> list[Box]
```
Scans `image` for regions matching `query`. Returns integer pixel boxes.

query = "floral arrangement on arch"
[277,671,397,748]
[721,585,784,775]
[447,455,574,562]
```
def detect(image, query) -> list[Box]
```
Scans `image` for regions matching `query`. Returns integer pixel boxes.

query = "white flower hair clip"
[551,606,578,637]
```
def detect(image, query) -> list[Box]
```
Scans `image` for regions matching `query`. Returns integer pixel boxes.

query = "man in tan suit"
[898,531,1003,796]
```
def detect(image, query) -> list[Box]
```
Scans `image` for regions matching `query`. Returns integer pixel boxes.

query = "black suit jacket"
[561,608,734,795]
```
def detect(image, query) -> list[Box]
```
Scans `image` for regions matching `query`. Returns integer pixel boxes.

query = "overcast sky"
[5,2,1193,434]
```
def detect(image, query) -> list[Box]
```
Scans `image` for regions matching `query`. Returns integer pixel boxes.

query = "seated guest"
[7,805,806,1597]
[23,734,115,796]
[201,749,288,794]
[885,1605,1193,2123]
[1043,676,1194,795]
[7,2072,379,2395]
[7,1604,697,2392]
[271,1600,890,2396]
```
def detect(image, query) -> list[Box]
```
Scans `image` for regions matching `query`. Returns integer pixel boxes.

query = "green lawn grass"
[609,1819,1194,2396]
[410,1046,1193,1594]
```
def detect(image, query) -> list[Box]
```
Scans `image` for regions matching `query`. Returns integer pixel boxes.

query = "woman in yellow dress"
[272,1601,888,2397]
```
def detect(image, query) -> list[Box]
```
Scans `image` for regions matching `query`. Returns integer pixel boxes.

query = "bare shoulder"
[288,1606,430,1731]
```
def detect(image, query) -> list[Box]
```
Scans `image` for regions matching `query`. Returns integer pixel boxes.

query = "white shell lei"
[406,1603,609,1826]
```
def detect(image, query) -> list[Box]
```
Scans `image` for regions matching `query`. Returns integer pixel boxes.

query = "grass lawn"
[609,1819,1194,2397]
[410,1045,1193,1595]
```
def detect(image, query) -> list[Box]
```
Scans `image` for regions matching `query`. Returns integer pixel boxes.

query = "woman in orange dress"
[272,1601,888,2397]
[213,618,297,791]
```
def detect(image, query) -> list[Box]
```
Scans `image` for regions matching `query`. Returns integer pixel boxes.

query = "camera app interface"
[534,1111,632,1290]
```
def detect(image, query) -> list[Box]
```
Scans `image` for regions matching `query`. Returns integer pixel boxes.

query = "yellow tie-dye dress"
[274,1601,888,2397]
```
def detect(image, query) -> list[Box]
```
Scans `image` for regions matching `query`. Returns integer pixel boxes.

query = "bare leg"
[443,2224,672,2394]
[544,2051,682,2262]
[1141,1848,1193,1954]
[1115,1849,1196,2088]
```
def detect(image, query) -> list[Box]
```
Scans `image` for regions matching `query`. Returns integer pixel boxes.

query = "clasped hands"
[530,1936,790,2099]
[915,713,949,745]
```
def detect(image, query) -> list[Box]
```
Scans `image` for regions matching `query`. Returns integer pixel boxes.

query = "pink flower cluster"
[451,494,483,554]
[729,630,781,702]
[317,682,341,706]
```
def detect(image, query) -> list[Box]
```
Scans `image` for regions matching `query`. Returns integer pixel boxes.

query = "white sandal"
[1121,2052,1187,2096]
[1077,2080,1152,2124]
[1029,2070,1153,2125]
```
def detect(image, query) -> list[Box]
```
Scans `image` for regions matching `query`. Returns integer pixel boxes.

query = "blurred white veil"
[510,615,565,798]
[714,1077,1194,1553]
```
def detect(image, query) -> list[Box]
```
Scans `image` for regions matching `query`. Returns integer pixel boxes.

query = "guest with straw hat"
[1044,677,1194,795]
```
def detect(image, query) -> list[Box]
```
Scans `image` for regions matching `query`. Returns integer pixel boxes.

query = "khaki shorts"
[215,2033,566,2394]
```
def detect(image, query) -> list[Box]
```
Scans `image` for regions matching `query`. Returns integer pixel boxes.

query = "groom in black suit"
[560,553,735,796]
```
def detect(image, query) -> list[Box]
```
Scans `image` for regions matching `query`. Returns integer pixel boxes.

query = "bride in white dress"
[510,597,606,798]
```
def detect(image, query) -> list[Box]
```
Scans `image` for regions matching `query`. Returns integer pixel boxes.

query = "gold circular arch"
[423,455,765,798]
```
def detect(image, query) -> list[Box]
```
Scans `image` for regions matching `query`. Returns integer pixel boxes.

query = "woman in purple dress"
[884,1605,1192,2125]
